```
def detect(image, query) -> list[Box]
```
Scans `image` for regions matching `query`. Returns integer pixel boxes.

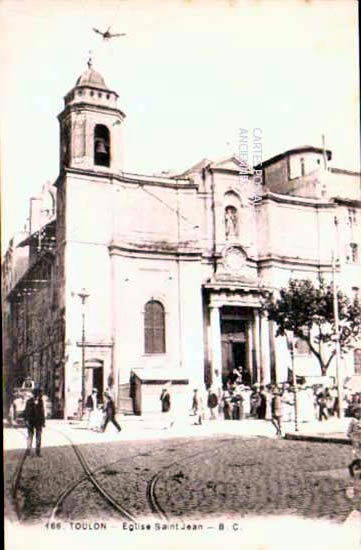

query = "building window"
[144,300,165,354]
[94,124,110,167]
[300,157,305,176]
[348,208,357,226]
[225,206,239,239]
[348,243,358,263]
[355,349,361,374]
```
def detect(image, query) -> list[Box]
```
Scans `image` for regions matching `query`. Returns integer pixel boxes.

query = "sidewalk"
[3,415,353,451]
[3,414,277,451]
[284,417,352,444]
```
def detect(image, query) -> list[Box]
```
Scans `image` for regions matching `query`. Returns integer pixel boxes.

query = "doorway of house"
[92,367,103,403]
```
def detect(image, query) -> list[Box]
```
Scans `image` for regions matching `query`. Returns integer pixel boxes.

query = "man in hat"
[24,388,45,457]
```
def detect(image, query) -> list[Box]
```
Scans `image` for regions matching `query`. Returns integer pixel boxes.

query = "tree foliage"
[261,279,361,375]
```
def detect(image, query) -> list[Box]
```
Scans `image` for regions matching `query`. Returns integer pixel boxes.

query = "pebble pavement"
[4,415,358,526]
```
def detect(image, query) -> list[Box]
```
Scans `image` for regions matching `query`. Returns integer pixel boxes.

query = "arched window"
[144,300,165,354]
[94,124,110,167]
[62,124,70,167]
[224,206,238,238]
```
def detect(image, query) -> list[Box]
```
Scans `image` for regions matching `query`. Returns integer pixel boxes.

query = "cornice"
[55,167,198,190]
[262,192,335,209]
[58,102,125,120]
[109,242,202,261]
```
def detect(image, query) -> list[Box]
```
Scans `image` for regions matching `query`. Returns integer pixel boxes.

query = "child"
[347,405,361,459]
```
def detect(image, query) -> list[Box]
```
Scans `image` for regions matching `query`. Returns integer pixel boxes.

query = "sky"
[1,0,360,249]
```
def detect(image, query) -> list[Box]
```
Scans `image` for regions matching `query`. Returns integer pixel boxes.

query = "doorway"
[93,367,104,402]
[220,306,251,387]
[221,340,247,387]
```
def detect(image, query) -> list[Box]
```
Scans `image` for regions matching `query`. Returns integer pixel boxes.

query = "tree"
[261,278,361,376]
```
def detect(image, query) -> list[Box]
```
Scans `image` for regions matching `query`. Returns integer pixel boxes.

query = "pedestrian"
[242,387,251,418]
[271,387,283,438]
[24,388,45,457]
[232,386,245,420]
[102,393,122,433]
[317,392,328,422]
[265,384,273,420]
[222,388,232,420]
[250,386,261,418]
[86,388,98,428]
[325,388,335,418]
[160,384,174,428]
[91,404,106,432]
[207,387,218,420]
[11,391,23,426]
[258,385,267,419]
[191,389,199,416]
[281,385,294,423]
[194,389,206,425]
[347,405,361,459]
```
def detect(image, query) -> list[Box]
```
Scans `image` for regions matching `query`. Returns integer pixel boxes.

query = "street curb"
[285,433,352,445]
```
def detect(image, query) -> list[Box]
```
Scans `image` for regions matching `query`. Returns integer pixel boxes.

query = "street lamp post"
[332,216,343,419]
[78,288,89,418]
[285,329,299,432]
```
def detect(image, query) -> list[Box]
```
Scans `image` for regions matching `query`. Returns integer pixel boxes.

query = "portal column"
[209,305,223,391]
[260,314,271,384]
[246,320,253,384]
[252,309,261,383]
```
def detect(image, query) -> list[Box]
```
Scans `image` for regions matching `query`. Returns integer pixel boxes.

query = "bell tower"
[58,58,126,174]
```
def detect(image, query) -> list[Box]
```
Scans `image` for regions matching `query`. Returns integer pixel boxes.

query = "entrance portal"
[220,307,252,388]
[85,359,104,403]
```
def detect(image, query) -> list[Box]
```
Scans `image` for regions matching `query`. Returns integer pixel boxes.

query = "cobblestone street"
[4,425,357,526]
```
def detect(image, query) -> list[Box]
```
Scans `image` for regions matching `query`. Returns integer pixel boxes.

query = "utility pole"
[78,288,89,418]
[332,216,343,418]
[285,330,299,432]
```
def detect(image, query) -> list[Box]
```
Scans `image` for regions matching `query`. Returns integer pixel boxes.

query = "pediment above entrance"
[210,156,253,174]
[180,156,253,177]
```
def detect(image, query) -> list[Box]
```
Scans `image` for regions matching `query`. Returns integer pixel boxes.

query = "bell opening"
[94,124,110,167]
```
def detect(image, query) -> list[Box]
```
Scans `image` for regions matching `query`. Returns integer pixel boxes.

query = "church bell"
[95,138,108,154]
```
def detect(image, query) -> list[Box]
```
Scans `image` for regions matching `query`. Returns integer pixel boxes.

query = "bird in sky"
[93,27,126,40]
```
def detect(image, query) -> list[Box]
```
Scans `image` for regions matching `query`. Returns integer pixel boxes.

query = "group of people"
[186,366,361,440]
[85,389,122,433]
[21,386,122,457]
[17,370,361,457]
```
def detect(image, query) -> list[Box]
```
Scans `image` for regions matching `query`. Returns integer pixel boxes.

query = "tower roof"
[60,58,122,117]
[74,56,109,90]
[75,67,108,90]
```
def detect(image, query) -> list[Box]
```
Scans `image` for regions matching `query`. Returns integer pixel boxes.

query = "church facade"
[3,64,361,419]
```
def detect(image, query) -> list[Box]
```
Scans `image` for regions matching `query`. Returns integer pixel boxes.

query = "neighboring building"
[2,181,58,412]
[3,62,361,418]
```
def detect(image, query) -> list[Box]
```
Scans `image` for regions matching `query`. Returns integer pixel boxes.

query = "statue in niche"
[225,206,238,238]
